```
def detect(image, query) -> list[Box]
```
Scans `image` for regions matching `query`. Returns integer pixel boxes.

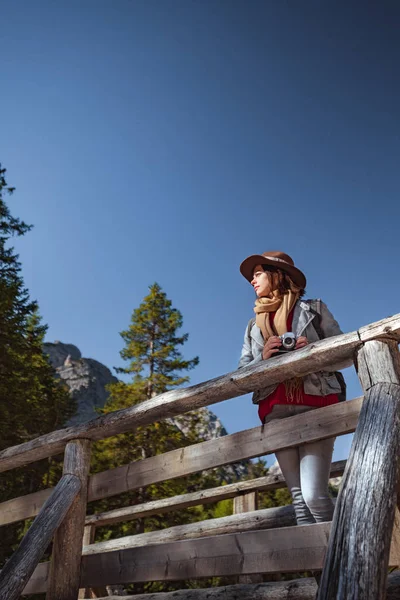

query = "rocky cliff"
[44,341,245,480]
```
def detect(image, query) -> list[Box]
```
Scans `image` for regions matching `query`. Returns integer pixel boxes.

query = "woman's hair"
[262,265,306,298]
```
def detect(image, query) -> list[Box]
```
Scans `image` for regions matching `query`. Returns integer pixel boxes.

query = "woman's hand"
[262,336,282,360]
[295,336,308,349]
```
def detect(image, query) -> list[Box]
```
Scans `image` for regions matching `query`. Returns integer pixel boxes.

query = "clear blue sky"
[2,1,399,466]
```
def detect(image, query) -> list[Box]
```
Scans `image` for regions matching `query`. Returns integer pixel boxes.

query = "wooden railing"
[0,313,399,600]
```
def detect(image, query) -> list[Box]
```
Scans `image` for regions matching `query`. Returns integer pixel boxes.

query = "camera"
[278,332,297,352]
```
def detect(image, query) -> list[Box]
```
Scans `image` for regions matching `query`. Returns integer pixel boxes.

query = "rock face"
[44,341,119,426]
[43,342,247,480]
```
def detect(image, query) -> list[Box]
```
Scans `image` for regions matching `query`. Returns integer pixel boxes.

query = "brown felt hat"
[240,250,307,289]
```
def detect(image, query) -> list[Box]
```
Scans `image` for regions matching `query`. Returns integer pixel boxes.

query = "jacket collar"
[292,300,316,336]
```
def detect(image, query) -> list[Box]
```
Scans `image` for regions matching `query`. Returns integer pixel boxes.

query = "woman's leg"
[275,446,315,525]
[299,437,335,523]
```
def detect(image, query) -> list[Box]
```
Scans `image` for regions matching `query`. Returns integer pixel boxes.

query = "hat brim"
[240,254,307,289]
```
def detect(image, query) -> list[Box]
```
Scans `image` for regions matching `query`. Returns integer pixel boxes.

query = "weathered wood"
[84,459,345,528]
[233,492,262,584]
[88,398,361,502]
[82,522,330,585]
[83,505,296,556]
[233,491,258,514]
[46,439,91,600]
[22,561,49,595]
[100,578,319,599]
[4,311,398,474]
[0,473,80,600]
[79,521,400,586]
[78,525,97,599]
[391,508,400,569]
[0,461,345,530]
[95,570,400,600]
[318,339,400,600]
[355,338,400,390]
[0,487,53,527]
[18,523,400,600]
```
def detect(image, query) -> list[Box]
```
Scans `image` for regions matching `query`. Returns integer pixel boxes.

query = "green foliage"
[90,283,221,593]
[0,165,74,567]
[116,282,199,397]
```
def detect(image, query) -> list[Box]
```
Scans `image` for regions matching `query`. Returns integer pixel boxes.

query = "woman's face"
[251,264,274,297]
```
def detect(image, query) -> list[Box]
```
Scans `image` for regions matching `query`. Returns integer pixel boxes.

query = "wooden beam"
[0,487,53,527]
[20,531,400,596]
[2,311,399,473]
[84,459,345,529]
[87,398,361,502]
[78,521,400,586]
[233,492,262,584]
[22,562,49,596]
[0,474,81,600]
[83,505,297,556]
[46,440,91,600]
[318,340,400,600]
[78,525,96,599]
[94,571,400,600]
[0,459,346,531]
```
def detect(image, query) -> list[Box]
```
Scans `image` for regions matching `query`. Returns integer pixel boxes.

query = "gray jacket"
[238,299,352,404]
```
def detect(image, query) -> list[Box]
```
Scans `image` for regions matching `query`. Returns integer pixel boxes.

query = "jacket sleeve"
[238,320,263,369]
[319,301,353,370]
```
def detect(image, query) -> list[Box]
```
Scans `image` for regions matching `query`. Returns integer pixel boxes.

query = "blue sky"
[1,1,399,466]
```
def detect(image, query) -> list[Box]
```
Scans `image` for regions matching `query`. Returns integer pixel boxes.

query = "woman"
[238,250,350,525]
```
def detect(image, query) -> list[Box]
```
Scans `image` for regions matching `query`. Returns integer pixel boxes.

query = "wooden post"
[318,339,400,599]
[46,439,91,600]
[0,474,81,600]
[78,525,96,599]
[233,492,263,584]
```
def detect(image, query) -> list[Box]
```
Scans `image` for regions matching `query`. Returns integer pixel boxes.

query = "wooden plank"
[85,459,345,528]
[3,311,398,474]
[83,505,297,556]
[318,340,400,600]
[0,474,81,600]
[233,492,262,584]
[77,522,400,586]
[94,570,400,600]
[22,561,49,595]
[19,523,400,600]
[46,440,91,600]
[78,525,96,599]
[0,487,53,527]
[87,398,361,502]
[390,508,400,569]
[0,446,345,529]
[233,492,258,514]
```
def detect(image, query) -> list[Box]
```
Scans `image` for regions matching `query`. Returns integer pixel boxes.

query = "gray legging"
[264,404,335,525]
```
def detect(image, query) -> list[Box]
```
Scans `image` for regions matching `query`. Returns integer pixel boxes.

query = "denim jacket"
[238,299,352,404]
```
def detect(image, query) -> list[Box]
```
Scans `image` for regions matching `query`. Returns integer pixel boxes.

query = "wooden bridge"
[1,312,400,599]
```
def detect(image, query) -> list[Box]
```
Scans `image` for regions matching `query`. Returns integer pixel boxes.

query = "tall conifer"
[91,284,222,593]
[0,165,73,566]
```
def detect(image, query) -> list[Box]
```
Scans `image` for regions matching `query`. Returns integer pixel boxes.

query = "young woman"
[238,250,351,525]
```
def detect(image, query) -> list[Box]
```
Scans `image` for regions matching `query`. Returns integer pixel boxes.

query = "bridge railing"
[0,313,399,600]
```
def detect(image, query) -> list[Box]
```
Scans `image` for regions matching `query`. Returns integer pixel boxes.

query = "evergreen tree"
[91,283,223,593]
[0,165,74,567]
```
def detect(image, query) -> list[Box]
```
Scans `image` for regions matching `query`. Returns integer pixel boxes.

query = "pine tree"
[90,283,223,593]
[0,165,74,567]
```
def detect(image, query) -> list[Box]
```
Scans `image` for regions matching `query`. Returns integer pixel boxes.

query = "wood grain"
[0,474,80,600]
[87,398,361,502]
[318,340,400,600]
[46,440,91,600]
[3,310,397,474]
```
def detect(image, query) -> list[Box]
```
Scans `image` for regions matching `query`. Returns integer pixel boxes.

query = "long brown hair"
[262,266,306,298]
